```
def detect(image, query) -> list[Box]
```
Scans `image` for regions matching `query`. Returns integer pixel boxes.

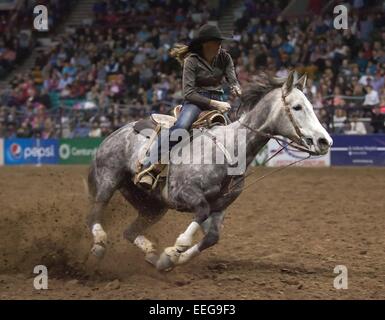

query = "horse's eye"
[293,105,302,111]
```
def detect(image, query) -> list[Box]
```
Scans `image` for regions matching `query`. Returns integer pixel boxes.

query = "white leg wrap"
[164,247,182,264]
[185,221,200,236]
[175,222,200,250]
[177,245,200,265]
[134,235,155,254]
[92,223,107,244]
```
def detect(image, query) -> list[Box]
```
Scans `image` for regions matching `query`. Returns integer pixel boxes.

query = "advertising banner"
[0,138,3,166]
[254,139,330,167]
[59,138,103,164]
[4,139,59,165]
[331,135,385,166]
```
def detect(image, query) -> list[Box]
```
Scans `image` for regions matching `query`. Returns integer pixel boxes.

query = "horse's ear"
[296,73,308,91]
[282,70,296,97]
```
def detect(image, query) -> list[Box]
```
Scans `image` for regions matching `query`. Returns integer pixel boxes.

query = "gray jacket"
[182,49,239,110]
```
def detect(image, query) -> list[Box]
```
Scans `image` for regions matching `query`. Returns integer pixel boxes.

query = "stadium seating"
[0,0,384,138]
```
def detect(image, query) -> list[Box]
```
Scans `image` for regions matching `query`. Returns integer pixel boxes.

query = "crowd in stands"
[92,0,218,27]
[1,0,215,138]
[231,0,385,134]
[0,0,385,139]
[0,7,31,79]
[0,0,75,79]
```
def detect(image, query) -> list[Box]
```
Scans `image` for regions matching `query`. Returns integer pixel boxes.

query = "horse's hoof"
[91,243,106,259]
[156,253,174,272]
[145,252,159,267]
[156,248,179,272]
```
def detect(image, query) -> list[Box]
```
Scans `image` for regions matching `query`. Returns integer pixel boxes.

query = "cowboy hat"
[188,24,234,48]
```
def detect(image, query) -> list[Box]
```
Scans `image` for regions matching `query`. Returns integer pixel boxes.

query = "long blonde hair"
[170,42,202,65]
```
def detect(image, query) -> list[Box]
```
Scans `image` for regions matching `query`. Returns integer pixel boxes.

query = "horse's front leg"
[156,211,225,271]
[177,211,225,266]
[155,220,201,272]
[156,190,211,271]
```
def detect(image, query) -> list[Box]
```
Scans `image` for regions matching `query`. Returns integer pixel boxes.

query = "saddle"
[133,105,229,190]
[133,105,228,135]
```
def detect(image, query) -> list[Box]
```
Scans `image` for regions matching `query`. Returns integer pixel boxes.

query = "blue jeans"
[144,91,224,167]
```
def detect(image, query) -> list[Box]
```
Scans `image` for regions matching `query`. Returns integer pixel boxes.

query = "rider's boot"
[136,158,157,189]
[135,135,165,189]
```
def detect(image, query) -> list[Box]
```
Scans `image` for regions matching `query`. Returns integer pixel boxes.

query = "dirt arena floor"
[0,165,384,300]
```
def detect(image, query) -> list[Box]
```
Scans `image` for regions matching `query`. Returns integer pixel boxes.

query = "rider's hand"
[209,100,231,113]
[231,85,242,97]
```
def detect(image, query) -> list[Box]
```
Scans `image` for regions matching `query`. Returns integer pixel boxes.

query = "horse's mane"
[240,72,286,112]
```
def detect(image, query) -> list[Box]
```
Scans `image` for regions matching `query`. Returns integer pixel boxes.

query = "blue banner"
[2,136,384,167]
[4,139,59,165]
[331,135,385,166]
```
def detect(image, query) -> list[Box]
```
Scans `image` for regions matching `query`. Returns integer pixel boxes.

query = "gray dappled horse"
[87,71,333,272]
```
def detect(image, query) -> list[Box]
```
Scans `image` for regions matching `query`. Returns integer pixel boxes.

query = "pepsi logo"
[9,143,22,159]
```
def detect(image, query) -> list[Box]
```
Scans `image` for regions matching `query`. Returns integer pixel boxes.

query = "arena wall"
[0,136,384,167]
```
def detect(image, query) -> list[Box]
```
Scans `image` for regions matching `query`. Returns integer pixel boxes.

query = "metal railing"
[313,95,384,134]
[1,93,384,138]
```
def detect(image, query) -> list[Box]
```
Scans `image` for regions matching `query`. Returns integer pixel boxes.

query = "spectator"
[344,115,367,135]
[333,108,347,134]
[363,85,380,115]
[371,106,385,133]
[72,121,90,138]
[16,121,32,138]
[89,121,102,137]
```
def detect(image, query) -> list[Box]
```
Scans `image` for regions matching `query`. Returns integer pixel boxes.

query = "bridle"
[238,89,318,156]
[281,91,303,143]
[223,89,319,196]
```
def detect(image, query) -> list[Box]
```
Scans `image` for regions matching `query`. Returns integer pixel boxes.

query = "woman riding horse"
[138,24,242,187]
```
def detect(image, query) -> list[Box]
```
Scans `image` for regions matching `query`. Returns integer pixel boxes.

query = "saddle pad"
[133,118,156,137]
[151,114,177,128]
[134,114,177,137]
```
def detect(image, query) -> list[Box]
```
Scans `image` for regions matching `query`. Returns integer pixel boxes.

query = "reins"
[223,90,316,196]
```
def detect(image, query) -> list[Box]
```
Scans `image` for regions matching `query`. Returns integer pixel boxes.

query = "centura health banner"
[331,135,385,166]
[4,139,59,165]
[254,138,330,167]
[59,138,103,164]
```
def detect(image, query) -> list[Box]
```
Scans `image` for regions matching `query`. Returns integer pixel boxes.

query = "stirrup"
[134,163,165,190]
[138,175,155,189]
[135,164,157,187]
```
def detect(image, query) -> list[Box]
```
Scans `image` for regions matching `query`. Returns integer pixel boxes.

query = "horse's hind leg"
[87,202,109,258]
[119,183,167,266]
[123,211,166,265]
[87,164,120,258]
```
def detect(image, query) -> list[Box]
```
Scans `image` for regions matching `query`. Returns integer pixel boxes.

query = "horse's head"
[271,71,333,155]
